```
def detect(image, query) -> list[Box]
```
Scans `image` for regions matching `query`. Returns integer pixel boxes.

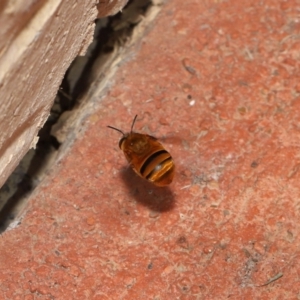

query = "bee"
[107,115,175,186]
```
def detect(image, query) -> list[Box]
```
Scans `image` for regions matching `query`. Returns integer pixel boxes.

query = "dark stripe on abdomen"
[140,150,170,177]
[146,157,173,180]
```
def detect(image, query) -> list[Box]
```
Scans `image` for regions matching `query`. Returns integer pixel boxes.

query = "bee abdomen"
[140,150,175,186]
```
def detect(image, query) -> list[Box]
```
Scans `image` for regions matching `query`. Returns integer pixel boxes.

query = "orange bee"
[107,115,175,186]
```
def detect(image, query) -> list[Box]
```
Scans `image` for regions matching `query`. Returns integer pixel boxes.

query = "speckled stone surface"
[1,0,300,299]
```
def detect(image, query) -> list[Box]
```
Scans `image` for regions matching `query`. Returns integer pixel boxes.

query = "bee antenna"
[131,115,138,133]
[107,125,125,135]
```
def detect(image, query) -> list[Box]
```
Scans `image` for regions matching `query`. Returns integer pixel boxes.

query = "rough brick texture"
[0,0,127,188]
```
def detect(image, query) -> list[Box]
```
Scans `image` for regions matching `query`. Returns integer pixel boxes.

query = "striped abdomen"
[139,149,175,186]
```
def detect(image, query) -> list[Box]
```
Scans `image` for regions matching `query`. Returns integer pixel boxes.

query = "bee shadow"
[119,167,176,212]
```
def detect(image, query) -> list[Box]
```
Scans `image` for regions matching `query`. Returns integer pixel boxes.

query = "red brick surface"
[1,0,300,299]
